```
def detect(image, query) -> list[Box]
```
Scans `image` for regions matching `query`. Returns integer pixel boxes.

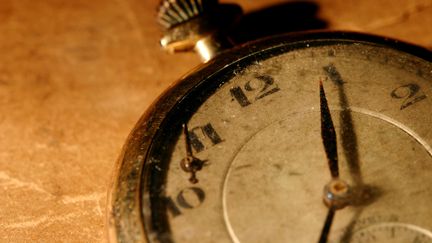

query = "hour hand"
[320,80,339,179]
[180,123,206,184]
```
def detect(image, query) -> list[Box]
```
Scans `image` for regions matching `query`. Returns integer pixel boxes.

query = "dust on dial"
[140,37,432,243]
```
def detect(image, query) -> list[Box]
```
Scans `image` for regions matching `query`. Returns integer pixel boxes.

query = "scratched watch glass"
[125,36,432,243]
[108,32,432,242]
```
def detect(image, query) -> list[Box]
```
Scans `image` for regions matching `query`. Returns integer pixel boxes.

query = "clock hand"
[317,80,338,243]
[318,80,352,243]
[318,207,335,243]
[320,80,339,178]
[320,80,351,205]
[323,65,382,209]
[323,64,363,186]
[317,178,351,243]
[180,123,206,184]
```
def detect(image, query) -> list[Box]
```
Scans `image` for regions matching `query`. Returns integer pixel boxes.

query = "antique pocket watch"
[107,1,432,242]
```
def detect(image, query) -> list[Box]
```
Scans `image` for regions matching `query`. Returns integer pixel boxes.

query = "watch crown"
[157,0,218,29]
[157,0,241,61]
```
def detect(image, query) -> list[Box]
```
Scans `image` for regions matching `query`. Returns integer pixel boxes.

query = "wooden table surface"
[1,0,431,241]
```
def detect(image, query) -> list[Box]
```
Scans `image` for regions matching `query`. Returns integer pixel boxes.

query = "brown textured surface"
[0,0,431,242]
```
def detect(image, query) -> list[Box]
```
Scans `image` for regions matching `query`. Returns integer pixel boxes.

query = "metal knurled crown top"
[157,0,241,58]
[157,0,218,29]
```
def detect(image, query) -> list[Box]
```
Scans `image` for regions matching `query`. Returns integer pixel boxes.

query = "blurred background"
[0,0,431,241]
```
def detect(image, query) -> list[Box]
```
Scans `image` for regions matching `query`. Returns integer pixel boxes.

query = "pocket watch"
[107,1,432,242]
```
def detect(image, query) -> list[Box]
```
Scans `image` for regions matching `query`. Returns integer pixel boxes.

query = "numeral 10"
[165,187,205,217]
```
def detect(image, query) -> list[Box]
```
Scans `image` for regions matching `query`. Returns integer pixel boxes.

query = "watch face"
[109,32,432,243]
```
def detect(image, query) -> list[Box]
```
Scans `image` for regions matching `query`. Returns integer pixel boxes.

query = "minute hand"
[320,80,339,178]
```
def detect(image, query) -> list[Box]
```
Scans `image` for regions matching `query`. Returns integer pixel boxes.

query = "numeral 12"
[230,75,280,107]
